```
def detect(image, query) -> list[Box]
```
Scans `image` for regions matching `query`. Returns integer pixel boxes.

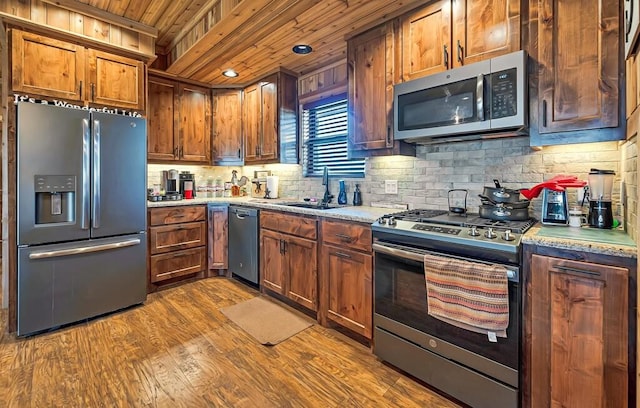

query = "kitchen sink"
[282,202,337,210]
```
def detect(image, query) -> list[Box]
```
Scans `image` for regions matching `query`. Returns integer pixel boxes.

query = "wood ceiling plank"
[165,0,286,75]
[187,0,409,84]
[123,0,155,22]
[138,0,174,27]
[156,0,210,47]
[107,0,130,16]
[164,0,224,53]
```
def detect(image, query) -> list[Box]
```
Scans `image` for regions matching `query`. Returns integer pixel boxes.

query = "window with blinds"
[302,94,365,178]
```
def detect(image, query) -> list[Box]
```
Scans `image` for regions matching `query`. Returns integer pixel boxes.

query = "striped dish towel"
[424,253,509,338]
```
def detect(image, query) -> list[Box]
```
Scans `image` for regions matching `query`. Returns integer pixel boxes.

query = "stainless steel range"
[372,209,536,408]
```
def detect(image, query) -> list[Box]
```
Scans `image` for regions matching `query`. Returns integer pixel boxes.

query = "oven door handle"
[373,243,424,263]
[372,243,518,281]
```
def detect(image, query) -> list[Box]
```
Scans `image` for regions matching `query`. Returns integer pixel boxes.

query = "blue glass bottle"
[337,180,347,205]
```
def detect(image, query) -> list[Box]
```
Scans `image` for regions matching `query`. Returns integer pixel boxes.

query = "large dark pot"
[478,194,530,209]
[479,203,530,221]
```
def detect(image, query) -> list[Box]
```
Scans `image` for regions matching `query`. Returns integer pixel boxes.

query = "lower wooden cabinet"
[320,219,373,339]
[207,205,228,270]
[523,246,635,407]
[260,211,318,311]
[148,205,207,290]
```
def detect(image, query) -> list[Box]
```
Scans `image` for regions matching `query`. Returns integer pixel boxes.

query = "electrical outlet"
[385,180,398,194]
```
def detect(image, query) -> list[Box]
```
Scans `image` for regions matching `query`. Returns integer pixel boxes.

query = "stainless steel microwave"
[394,50,527,143]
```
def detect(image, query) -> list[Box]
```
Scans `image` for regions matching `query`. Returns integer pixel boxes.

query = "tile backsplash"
[148,136,637,241]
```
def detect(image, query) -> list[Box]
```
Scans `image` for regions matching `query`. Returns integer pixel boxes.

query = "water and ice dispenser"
[34,175,76,224]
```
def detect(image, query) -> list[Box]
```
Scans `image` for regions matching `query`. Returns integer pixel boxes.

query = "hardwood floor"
[0,277,462,408]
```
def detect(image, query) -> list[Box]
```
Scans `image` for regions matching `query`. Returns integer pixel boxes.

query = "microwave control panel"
[490,68,517,119]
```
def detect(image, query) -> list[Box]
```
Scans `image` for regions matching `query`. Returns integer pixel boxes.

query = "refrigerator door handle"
[92,119,101,229]
[81,118,91,230]
[28,238,141,260]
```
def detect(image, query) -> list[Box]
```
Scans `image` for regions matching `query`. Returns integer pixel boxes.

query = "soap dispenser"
[337,180,347,205]
[353,184,362,206]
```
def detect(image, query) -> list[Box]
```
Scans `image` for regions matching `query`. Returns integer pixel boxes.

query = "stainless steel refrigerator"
[16,102,147,336]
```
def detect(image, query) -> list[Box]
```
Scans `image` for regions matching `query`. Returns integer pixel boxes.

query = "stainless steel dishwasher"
[228,206,259,285]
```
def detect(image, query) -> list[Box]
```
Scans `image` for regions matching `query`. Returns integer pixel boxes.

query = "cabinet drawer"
[321,219,371,252]
[149,221,206,255]
[149,206,206,226]
[260,210,317,239]
[149,247,206,283]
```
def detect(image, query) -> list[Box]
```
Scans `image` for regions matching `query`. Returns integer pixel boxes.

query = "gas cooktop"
[372,209,537,254]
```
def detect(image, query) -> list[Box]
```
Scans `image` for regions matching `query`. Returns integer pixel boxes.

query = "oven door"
[373,242,520,376]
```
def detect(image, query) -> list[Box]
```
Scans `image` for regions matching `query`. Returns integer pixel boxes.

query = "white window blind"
[302,95,365,178]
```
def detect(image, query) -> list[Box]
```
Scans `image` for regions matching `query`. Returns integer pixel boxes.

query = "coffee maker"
[165,169,179,193]
[587,168,615,229]
[179,171,196,198]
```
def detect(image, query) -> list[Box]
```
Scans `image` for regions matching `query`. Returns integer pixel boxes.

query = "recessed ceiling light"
[222,69,238,78]
[292,44,313,54]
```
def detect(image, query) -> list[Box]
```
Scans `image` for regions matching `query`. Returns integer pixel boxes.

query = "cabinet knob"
[457,40,463,64]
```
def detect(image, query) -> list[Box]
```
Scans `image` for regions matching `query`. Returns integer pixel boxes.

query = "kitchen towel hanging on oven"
[424,254,509,338]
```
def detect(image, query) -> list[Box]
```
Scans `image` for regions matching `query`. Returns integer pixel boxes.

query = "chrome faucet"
[321,167,333,206]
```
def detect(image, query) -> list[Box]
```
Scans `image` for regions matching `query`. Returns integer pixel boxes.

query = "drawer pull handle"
[555,265,601,277]
[334,252,351,259]
[335,233,353,242]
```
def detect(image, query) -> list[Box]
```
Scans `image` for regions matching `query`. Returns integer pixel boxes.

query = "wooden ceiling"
[76,0,430,86]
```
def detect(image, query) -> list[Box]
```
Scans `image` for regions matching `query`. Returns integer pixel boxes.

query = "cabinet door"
[528,254,628,408]
[261,229,285,295]
[212,89,243,164]
[286,236,317,311]
[452,0,520,67]
[147,77,178,161]
[11,30,85,101]
[400,0,451,80]
[259,78,278,161]
[179,84,211,163]
[348,21,395,152]
[207,205,228,270]
[243,83,260,162]
[325,246,372,338]
[87,49,145,110]
[537,0,619,134]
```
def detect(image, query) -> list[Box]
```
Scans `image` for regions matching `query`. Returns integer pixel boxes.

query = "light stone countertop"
[147,197,391,223]
[522,224,637,259]
[150,198,638,257]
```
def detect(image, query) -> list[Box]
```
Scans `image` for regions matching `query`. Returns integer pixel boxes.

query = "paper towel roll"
[266,176,279,199]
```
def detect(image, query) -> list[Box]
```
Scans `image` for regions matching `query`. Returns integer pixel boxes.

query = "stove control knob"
[485,227,497,239]
[468,226,480,236]
[388,216,397,226]
[503,229,515,241]
[377,217,387,225]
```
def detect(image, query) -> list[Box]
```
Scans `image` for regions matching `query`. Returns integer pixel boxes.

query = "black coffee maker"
[587,169,614,229]
[179,171,196,198]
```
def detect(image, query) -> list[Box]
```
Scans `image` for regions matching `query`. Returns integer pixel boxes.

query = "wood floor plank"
[0,277,462,408]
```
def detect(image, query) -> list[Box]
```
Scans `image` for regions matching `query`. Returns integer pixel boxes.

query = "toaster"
[541,188,569,225]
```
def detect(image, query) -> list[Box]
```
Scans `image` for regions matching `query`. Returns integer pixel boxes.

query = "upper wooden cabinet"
[399,0,520,80]
[212,89,243,165]
[147,75,211,164]
[11,30,145,111]
[530,0,623,145]
[347,21,414,158]
[243,72,298,165]
[523,248,634,407]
